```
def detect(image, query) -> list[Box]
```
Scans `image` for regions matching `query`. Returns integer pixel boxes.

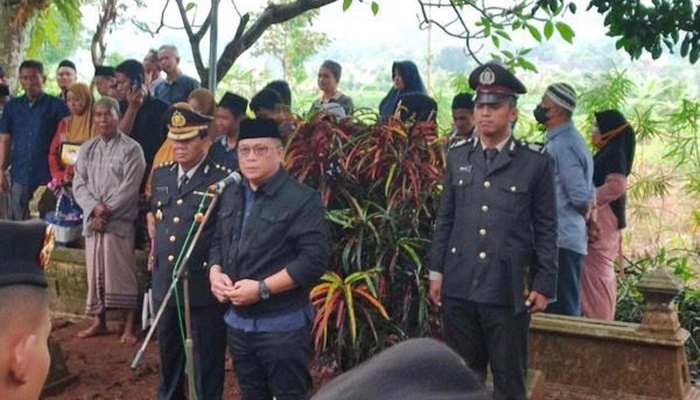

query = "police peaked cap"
[0,220,50,289]
[238,118,281,143]
[469,62,527,104]
[165,105,213,141]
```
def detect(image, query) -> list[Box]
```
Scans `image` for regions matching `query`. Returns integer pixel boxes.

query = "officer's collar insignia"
[171,111,186,128]
[479,67,495,85]
[459,165,473,172]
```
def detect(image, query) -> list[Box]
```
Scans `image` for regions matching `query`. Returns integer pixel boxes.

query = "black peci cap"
[452,92,475,110]
[218,92,249,116]
[469,62,526,104]
[238,118,281,143]
[94,65,115,78]
[0,220,51,289]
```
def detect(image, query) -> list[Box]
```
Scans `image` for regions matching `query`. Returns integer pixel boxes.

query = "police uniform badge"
[171,110,187,128]
[479,67,496,85]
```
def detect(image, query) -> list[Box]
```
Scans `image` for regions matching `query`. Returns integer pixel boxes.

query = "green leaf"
[689,43,700,64]
[555,22,575,43]
[568,2,577,13]
[492,35,500,48]
[544,21,554,39]
[495,29,511,41]
[185,2,195,11]
[518,58,538,73]
[343,0,352,11]
[526,24,542,42]
[512,20,521,30]
[371,1,379,15]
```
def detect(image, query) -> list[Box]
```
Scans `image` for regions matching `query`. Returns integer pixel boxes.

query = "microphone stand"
[131,189,219,400]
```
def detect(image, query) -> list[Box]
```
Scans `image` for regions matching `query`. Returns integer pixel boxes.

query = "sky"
[75,0,618,80]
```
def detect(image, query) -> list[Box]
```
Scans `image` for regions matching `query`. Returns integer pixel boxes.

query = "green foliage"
[310,269,402,370]
[616,250,700,368]
[25,0,82,61]
[285,111,445,369]
[251,2,331,85]
[588,0,700,62]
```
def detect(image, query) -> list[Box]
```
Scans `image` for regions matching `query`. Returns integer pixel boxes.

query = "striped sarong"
[85,232,139,314]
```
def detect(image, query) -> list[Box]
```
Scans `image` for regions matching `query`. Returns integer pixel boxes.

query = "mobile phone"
[131,76,142,91]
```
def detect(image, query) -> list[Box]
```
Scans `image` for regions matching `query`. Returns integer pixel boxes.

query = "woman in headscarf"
[580,109,636,320]
[378,60,427,121]
[47,82,96,240]
[48,82,95,183]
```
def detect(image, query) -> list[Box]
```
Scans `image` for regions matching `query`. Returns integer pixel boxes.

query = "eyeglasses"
[238,145,278,157]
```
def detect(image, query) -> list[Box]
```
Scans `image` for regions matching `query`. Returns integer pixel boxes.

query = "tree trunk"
[0,2,28,89]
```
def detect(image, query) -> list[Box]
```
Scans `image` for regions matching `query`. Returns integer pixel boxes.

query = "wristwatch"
[258,280,270,301]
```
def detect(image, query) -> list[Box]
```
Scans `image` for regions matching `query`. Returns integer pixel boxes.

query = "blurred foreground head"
[311,338,490,400]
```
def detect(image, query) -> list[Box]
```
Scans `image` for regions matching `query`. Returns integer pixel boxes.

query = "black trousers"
[155,303,227,400]
[227,324,312,400]
[443,299,530,400]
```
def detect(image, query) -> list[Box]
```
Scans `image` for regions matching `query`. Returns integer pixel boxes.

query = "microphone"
[209,171,242,194]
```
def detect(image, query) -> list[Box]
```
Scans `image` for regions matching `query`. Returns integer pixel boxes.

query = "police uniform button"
[478,252,486,260]
[173,217,180,223]
[483,181,491,188]
[450,247,457,254]
[169,235,176,242]
[510,185,517,192]
[202,261,208,270]
[168,255,174,262]
[479,228,486,236]
[481,205,489,212]
[176,199,184,205]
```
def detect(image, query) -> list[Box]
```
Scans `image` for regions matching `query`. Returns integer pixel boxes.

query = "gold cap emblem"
[479,67,496,85]
[171,110,186,128]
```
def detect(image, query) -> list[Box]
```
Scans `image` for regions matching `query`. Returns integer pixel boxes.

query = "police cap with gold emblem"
[468,62,527,104]
[164,103,213,141]
[0,220,51,289]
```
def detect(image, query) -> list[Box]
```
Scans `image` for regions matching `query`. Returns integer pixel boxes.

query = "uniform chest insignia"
[156,209,163,221]
[156,186,168,194]
[459,165,473,172]
[204,165,210,174]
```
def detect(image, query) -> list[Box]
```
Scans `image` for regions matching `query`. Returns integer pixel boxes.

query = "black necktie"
[179,174,189,189]
[484,148,499,165]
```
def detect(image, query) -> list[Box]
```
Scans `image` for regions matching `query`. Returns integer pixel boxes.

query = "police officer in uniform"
[149,106,230,400]
[429,62,558,400]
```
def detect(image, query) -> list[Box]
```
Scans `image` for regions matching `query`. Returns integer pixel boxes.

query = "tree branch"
[91,0,118,66]
[215,0,339,84]
[174,0,206,77]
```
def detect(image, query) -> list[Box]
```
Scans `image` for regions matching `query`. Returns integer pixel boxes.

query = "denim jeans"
[547,248,584,316]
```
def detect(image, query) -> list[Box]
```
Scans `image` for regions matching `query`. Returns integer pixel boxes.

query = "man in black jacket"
[150,106,229,400]
[208,118,329,400]
[429,62,558,400]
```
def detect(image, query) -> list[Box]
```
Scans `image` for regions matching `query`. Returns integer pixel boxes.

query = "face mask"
[533,105,550,124]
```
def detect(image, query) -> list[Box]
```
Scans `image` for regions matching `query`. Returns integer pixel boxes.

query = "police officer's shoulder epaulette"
[155,161,177,170]
[449,139,467,149]
[450,136,477,150]
[519,141,547,154]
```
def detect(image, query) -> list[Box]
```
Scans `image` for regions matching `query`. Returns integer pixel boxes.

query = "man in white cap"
[534,82,594,317]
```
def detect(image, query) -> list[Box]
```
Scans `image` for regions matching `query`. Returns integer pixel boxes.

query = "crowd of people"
[0,45,637,400]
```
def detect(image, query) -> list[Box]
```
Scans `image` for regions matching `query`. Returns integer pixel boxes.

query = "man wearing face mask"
[535,83,594,317]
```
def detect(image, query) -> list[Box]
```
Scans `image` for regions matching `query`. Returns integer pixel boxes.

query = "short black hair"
[19,59,44,76]
[321,60,342,81]
[115,59,144,81]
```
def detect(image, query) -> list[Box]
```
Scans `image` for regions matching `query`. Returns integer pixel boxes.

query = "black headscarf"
[593,109,636,229]
[378,60,427,120]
